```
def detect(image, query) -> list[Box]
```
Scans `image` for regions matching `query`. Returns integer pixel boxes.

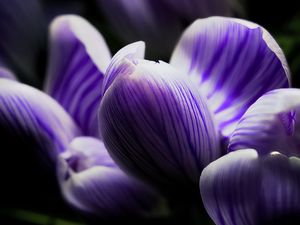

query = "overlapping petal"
[102,41,145,95]
[170,17,290,138]
[0,0,45,84]
[0,78,81,163]
[229,89,300,156]
[99,59,220,191]
[45,15,111,137]
[0,67,16,80]
[57,137,163,216]
[200,149,300,225]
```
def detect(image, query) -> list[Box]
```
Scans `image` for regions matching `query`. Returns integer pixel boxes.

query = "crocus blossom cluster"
[0,15,163,217]
[99,17,290,195]
[0,11,297,224]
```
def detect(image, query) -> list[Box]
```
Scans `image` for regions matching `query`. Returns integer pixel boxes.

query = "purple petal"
[200,149,300,225]
[0,67,17,80]
[0,0,45,84]
[0,79,81,163]
[45,15,111,137]
[102,41,145,95]
[170,17,290,138]
[57,137,163,217]
[229,89,300,156]
[99,59,220,191]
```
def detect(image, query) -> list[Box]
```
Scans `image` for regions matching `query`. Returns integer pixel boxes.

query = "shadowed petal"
[99,59,220,192]
[0,67,17,80]
[0,0,45,85]
[0,79,81,163]
[170,17,290,138]
[102,41,145,95]
[45,15,111,137]
[229,89,300,156]
[57,137,164,217]
[200,149,300,225]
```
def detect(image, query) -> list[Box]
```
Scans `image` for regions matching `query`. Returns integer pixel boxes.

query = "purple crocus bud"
[99,57,221,192]
[45,15,111,137]
[170,17,290,139]
[0,0,45,84]
[200,149,300,225]
[96,0,241,57]
[0,78,81,163]
[229,89,300,156]
[57,136,164,217]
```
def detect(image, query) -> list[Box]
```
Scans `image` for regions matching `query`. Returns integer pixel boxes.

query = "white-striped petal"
[57,137,163,217]
[0,78,81,163]
[170,17,290,138]
[100,59,220,191]
[45,15,111,137]
[229,89,300,156]
[200,149,300,225]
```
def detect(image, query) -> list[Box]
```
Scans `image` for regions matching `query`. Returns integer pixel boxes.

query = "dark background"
[0,0,300,224]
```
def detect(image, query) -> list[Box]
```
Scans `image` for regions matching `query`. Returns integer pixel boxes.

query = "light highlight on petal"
[102,41,145,95]
[0,67,17,80]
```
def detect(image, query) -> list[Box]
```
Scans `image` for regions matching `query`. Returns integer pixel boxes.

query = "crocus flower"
[99,17,290,193]
[200,89,300,224]
[96,0,243,58]
[0,15,162,216]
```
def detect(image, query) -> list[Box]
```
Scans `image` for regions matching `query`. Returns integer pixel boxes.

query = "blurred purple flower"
[200,89,300,224]
[0,0,87,86]
[0,15,163,217]
[96,0,243,57]
[0,0,45,85]
[99,17,290,192]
